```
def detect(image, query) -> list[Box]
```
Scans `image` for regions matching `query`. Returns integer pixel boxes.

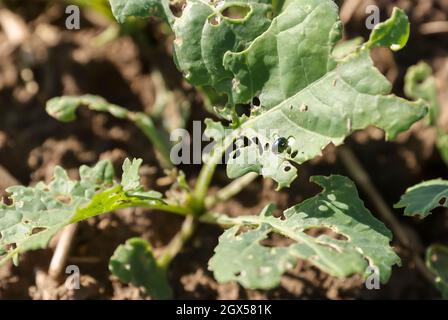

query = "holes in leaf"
[31,227,47,235]
[284,166,292,172]
[236,104,251,118]
[264,142,270,151]
[235,136,251,148]
[250,136,264,155]
[235,225,251,237]
[251,97,261,107]
[2,194,12,206]
[253,138,263,155]
[169,0,185,18]
[6,243,17,251]
[304,227,348,241]
[208,14,220,25]
[439,197,447,206]
[221,5,250,20]
[299,104,308,112]
[261,232,295,247]
[243,136,252,147]
[252,136,260,146]
[290,150,298,158]
[232,150,241,160]
[224,139,239,162]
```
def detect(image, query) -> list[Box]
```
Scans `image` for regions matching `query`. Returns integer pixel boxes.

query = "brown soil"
[0,0,447,300]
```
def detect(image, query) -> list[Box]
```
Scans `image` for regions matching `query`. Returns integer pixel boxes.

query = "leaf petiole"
[157,215,196,268]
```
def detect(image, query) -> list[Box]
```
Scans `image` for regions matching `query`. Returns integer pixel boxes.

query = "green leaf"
[46,95,173,169]
[426,244,448,299]
[171,0,341,117]
[403,62,448,166]
[363,7,410,51]
[436,132,448,166]
[46,95,128,122]
[209,175,400,289]
[167,1,414,119]
[221,0,341,111]
[404,62,439,125]
[0,159,162,265]
[109,238,173,299]
[394,179,448,218]
[122,158,143,191]
[107,0,174,24]
[194,3,426,189]
[332,36,364,60]
[171,0,274,118]
[68,0,115,21]
[110,2,425,189]
[216,50,427,189]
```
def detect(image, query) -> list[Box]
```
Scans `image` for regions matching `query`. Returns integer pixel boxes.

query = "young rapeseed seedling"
[1,0,430,298]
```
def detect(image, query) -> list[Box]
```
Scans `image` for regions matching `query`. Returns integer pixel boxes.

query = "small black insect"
[272,137,288,154]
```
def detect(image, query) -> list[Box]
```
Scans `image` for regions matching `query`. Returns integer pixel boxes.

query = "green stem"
[191,126,244,214]
[0,248,19,267]
[191,147,224,214]
[145,201,193,216]
[205,172,258,208]
[131,112,173,169]
[48,95,174,169]
[158,215,196,268]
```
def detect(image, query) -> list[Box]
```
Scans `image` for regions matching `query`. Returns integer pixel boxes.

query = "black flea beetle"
[272,137,288,154]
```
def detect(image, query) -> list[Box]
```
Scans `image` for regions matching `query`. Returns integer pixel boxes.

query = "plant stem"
[205,172,258,208]
[158,215,196,268]
[0,248,19,267]
[48,224,78,279]
[191,148,223,214]
[147,201,194,216]
[131,112,173,169]
[48,95,174,170]
[190,127,241,214]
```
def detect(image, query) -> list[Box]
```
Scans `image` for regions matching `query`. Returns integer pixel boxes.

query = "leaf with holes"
[426,244,448,299]
[223,50,426,188]
[209,175,400,289]
[109,238,173,299]
[0,158,162,266]
[109,1,426,188]
[200,4,426,189]
[107,0,175,24]
[394,179,448,218]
